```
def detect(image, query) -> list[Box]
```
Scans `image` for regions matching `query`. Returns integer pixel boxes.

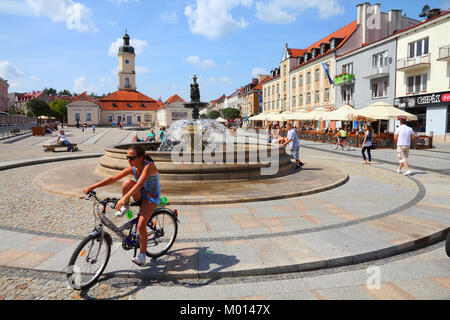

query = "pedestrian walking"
[92,124,96,134]
[282,122,304,170]
[361,124,373,165]
[394,119,415,176]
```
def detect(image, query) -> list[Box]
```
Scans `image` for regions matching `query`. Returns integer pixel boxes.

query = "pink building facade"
[0,77,9,112]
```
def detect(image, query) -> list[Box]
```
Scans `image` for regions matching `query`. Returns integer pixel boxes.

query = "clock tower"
[118,31,136,91]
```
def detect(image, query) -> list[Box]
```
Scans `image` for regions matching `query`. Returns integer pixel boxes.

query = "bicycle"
[66,191,179,290]
[331,136,351,151]
[446,231,450,258]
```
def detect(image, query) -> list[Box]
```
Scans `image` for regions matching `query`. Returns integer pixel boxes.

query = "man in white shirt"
[394,119,415,176]
[282,122,304,170]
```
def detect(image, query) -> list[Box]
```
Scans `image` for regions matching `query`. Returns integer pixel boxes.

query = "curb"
[0,153,104,171]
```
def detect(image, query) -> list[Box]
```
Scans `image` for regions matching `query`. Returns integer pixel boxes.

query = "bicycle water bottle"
[115,205,131,218]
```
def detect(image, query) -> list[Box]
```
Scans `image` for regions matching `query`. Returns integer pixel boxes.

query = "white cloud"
[98,76,113,83]
[255,0,344,24]
[135,66,150,75]
[185,0,252,40]
[0,61,40,91]
[0,0,98,32]
[251,67,268,76]
[73,76,97,94]
[205,77,231,85]
[185,56,216,69]
[109,37,148,56]
[161,12,178,24]
[108,0,139,5]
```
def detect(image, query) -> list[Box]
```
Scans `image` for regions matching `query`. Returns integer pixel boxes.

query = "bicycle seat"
[130,201,142,207]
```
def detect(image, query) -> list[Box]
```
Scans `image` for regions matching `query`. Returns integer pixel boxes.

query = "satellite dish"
[419,5,430,17]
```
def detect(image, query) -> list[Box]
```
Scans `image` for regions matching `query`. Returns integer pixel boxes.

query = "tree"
[49,99,68,123]
[58,89,72,97]
[27,99,50,123]
[200,114,208,119]
[208,110,221,119]
[221,108,241,120]
[43,87,57,96]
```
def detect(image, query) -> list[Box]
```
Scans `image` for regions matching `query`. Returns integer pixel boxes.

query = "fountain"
[34,76,348,204]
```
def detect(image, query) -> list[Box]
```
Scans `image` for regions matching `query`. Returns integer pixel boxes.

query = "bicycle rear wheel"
[332,140,339,150]
[146,210,178,258]
[67,232,111,290]
[343,142,351,151]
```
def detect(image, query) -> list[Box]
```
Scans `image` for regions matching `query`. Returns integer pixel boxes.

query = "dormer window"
[113,103,118,108]
[297,56,304,65]
[330,38,343,50]
[304,52,311,61]
[141,103,146,108]
[127,103,132,108]
[311,48,320,59]
[320,43,330,55]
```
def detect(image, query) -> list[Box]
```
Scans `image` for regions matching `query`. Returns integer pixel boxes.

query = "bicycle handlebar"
[82,191,120,208]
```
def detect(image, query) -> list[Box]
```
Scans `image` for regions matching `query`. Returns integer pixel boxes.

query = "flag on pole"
[322,63,334,85]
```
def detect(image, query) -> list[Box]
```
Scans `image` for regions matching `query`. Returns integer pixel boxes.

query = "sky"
[0,0,449,102]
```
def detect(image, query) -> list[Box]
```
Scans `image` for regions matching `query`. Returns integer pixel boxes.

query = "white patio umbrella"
[350,101,418,121]
[319,105,356,121]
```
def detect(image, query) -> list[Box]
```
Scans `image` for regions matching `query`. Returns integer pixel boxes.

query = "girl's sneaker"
[131,253,146,266]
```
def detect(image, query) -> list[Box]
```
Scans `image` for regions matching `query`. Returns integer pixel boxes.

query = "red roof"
[288,48,307,58]
[165,94,185,104]
[98,90,159,111]
[291,20,358,71]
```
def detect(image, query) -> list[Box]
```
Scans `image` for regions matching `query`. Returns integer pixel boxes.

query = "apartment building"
[394,10,450,141]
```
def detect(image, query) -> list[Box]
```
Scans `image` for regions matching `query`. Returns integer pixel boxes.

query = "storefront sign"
[172,111,188,121]
[394,91,450,109]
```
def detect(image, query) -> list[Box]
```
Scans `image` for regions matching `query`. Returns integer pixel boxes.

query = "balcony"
[363,65,390,80]
[334,73,355,86]
[438,46,450,61]
[397,54,431,72]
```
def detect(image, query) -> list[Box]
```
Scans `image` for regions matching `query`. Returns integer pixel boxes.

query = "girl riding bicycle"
[82,145,160,266]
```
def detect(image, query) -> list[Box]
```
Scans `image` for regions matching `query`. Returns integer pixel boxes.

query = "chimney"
[357,4,363,25]
[388,9,402,35]
[361,2,371,44]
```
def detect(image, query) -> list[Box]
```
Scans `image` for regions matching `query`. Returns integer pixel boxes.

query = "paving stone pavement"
[0,128,449,300]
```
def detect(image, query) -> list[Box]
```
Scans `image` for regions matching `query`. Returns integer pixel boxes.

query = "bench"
[43,143,78,152]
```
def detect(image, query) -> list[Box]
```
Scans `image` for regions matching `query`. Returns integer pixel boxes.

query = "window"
[85,112,92,121]
[144,114,152,122]
[372,80,388,98]
[299,94,303,106]
[137,115,141,123]
[315,69,320,81]
[324,88,330,102]
[292,77,296,88]
[408,37,429,58]
[272,86,275,95]
[107,114,113,122]
[315,90,320,103]
[125,78,130,87]
[407,74,427,94]
[306,72,311,84]
[276,84,280,94]
[342,87,353,103]
[292,95,296,107]
[342,63,353,74]
[283,81,286,91]
[306,92,311,105]
[373,51,388,68]
[75,112,80,121]
[283,65,287,75]
[299,75,303,86]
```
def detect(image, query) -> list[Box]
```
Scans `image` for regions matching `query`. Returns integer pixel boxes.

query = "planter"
[32,126,45,136]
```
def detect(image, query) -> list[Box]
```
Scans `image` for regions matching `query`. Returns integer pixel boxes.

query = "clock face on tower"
[125,59,130,64]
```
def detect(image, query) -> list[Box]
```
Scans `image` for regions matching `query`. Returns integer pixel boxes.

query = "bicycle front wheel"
[146,210,178,258]
[446,232,450,258]
[67,232,111,290]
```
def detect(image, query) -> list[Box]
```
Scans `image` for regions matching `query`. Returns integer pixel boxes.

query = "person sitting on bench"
[56,130,73,152]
